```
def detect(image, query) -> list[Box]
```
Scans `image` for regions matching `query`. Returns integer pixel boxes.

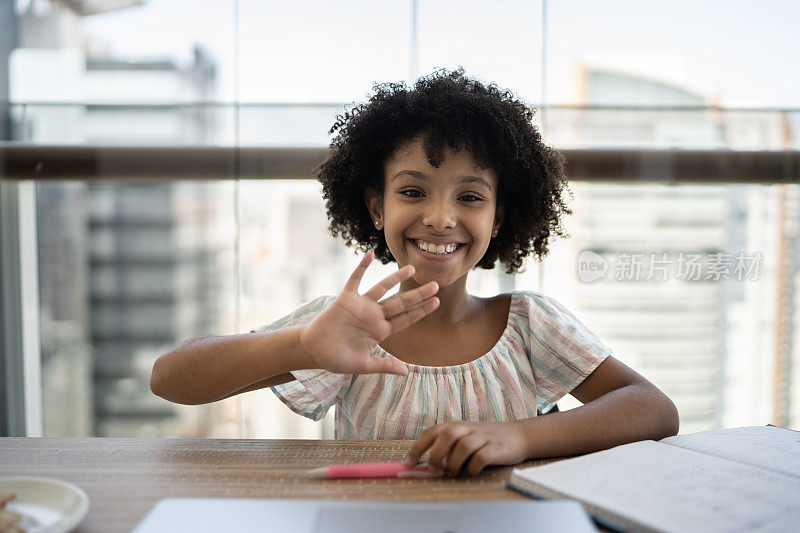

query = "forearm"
[518,384,680,459]
[150,326,314,405]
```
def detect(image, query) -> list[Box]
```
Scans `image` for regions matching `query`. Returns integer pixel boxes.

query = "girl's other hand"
[402,421,530,476]
[299,251,439,376]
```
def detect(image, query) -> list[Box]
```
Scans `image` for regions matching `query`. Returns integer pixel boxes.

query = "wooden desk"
[0,438,560,533]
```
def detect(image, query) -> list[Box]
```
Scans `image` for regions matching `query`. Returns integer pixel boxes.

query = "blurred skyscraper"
[13,0,227,437]
[545,61,798,433]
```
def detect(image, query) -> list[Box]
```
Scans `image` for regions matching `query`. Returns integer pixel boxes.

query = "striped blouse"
[252,291,611,440]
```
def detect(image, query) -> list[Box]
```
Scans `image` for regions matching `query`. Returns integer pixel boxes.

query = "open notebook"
[507,426,800,533]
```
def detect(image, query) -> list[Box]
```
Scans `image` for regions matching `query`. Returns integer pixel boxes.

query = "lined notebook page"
[511,440,800,533]
[661,426,800,478]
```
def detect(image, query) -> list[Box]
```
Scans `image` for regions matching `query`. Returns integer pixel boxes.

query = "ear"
[493,205,504,237]
[364,187,384,230]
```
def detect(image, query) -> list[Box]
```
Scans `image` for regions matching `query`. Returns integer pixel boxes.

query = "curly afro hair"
[315,67,571,274]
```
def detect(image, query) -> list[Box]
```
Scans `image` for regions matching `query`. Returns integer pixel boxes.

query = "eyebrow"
[391,170,493,191]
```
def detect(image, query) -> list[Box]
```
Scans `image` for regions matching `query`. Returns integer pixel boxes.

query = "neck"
[400,274,474,326]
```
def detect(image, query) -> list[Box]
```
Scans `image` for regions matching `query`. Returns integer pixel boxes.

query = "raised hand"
[299,251,439,376]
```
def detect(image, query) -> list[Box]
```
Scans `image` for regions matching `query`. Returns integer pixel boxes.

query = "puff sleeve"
[250,295,352,421]
[519,292,612,413]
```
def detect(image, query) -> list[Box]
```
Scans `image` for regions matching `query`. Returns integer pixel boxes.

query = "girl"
[151,69,679,476]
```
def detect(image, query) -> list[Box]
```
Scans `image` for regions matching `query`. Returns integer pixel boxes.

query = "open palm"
[299,251,439,375]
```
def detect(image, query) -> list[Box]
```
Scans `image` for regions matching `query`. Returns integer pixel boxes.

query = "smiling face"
[365,134,503,290]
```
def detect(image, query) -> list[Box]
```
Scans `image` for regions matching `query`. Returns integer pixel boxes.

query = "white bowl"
[0,476,89,533]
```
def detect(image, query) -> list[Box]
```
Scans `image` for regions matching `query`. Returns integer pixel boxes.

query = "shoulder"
[250,295,336,333]
[478,292,513,318]
[510,290,609,351]
[510,290,571,317]
[507,290,591,333]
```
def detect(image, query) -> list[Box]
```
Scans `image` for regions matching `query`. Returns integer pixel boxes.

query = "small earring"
[492,229,498,237]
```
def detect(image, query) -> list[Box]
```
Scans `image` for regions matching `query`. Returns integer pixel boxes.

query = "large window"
[1,0,798,438]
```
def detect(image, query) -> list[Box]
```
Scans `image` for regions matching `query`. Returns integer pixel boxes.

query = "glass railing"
[26,178,798,439]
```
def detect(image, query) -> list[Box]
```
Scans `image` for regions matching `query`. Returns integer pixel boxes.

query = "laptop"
[132,498,597,532]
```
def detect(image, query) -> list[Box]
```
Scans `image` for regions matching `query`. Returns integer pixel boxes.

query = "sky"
[74,0,800,107]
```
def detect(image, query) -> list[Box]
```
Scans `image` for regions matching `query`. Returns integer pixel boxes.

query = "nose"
[422,197,457,231]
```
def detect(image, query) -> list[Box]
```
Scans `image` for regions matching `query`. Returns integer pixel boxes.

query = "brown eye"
[459,194,482,202]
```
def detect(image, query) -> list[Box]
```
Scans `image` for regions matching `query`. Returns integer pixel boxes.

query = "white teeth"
[415,240,459,255]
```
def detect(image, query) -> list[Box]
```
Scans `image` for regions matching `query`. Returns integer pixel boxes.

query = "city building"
[11,0,227,437]
[543,61,798,433]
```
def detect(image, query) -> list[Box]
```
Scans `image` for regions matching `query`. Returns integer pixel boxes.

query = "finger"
[445,435,488,477]
[465,446,494,476]
[380,281,439,318]
[363,264,415,301]
[403,426,441,467]
[343,251,375,293]
[387,297,440,333]
[427,425,470,472]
